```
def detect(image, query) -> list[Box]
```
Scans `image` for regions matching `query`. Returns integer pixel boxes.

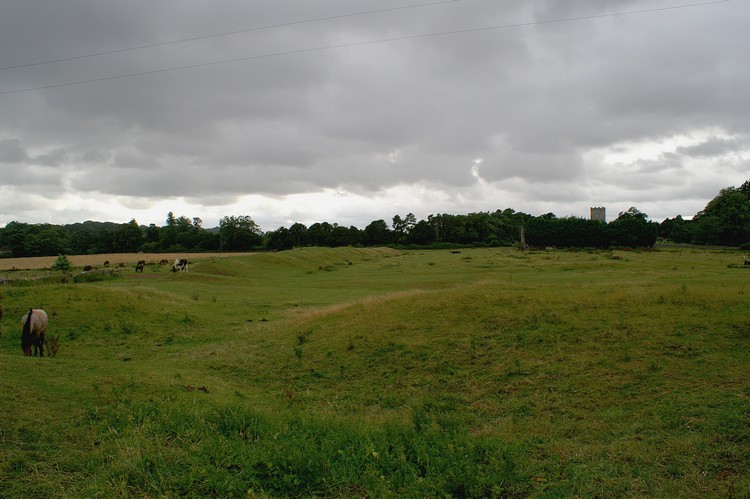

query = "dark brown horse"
[21,308,48,357]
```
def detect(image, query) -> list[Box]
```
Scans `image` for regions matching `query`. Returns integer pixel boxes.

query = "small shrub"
[119,321,136,335]
[51,254,72,273]
[46,336,60,357]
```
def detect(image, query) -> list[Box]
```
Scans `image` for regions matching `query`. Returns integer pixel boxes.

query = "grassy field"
[0,247,748,497]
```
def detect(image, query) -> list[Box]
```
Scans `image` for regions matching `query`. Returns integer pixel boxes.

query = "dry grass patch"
[0,252,254,271]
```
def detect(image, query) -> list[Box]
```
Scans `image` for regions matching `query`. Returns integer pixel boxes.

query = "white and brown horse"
[21,308,48,357]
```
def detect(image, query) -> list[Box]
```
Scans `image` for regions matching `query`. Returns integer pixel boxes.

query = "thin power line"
[0,0,463,71]
[0,0,730,96]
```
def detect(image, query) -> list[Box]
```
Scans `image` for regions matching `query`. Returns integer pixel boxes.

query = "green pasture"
[1,247,748,497]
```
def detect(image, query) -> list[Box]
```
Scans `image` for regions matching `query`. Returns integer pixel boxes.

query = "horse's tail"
[23,309,33,335]
[21,308,33,355]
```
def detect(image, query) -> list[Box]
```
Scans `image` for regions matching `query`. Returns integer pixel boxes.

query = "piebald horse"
[21,308,48,357]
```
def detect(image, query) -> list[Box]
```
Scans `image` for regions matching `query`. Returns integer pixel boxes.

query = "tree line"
[1,180,747,258]
[0,213,262,258]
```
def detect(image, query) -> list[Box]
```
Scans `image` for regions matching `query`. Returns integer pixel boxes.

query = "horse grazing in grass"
[172,258,189,272]
[21,308,48,357]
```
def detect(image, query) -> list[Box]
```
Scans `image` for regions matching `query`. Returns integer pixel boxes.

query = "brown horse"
[21,308,48,357]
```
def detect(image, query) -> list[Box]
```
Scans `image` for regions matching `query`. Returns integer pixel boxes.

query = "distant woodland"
[1,180,748,258]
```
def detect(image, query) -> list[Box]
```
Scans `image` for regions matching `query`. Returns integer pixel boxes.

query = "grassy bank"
[0,247,748,496]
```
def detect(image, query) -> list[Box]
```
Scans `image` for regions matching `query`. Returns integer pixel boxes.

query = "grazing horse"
[21,308,48,357]
[135,260,145,272]
[172,258,189,272]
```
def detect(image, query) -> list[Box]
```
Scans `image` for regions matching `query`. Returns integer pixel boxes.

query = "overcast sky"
[1,0,747,231]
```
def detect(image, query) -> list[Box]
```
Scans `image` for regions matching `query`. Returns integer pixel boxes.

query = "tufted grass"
[0,247,748,497]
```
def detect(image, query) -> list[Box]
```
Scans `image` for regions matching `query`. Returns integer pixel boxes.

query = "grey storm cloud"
[677,136,745,158]
[0,139,29,163]
[0,0,748,228]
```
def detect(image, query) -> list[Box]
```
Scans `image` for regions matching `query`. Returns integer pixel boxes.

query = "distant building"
[590,207,606,223]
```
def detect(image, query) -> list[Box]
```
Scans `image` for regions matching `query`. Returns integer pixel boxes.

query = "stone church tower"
[590,207,606,223]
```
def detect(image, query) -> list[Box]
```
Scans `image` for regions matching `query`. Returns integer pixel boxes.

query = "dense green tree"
[140,223,162,252]
[112,219,145,253]
[606,207,658,247]
[485,211,512,246]
[739,179,750,200]
[0,221,31,257]
[457,213,486,244]
[160,212,179,250]
[427,214,455,243]
[265,227,294,251]
[525,217,555,248]
[0,222,70,257]
[35,225,71,256]
[525,216,608,248]
[68,227,101,254]
[174,216,204,250]
[265,222,312,250]
[330,224,360,247]
[405,220,435,245]
[692,186,750,246]
[307,222,334,246]
[145,223,160,243]
[362,219,391,246]
[289,223,308,247]
[63,221,119,254]
[219,215,263,251]
[659,216,692,243]
[196,231,221,251]
[392,213,417,244]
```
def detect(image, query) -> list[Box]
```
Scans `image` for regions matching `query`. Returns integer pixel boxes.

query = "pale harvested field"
[0,253,253,271]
